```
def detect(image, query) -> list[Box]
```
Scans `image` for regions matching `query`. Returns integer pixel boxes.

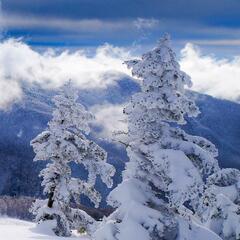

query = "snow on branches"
[94,34,221,240]
[30,81,115,237]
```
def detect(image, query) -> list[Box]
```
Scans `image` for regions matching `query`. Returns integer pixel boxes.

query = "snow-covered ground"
[0,217,89,240]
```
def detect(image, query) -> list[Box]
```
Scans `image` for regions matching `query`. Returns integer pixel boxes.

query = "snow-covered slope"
[0,217,221,240]
[0,79,240,203]
[0,217,89,240]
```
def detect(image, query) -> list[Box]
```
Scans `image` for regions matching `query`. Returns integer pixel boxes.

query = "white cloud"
[2,13,161,36]
[91,103,127,139]
[2,14,131,33]
[0,79,22,109]
[180,43,240,102]
[0,39,132,109]
[189,39,240,46]
[133,18,159,30]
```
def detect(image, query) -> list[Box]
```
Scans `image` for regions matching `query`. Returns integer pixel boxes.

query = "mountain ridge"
[0,79,239,205]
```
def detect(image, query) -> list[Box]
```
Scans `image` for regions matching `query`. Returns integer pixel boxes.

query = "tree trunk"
[47,190,54,208]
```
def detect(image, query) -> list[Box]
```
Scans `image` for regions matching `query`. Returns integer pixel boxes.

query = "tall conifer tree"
[95,35,221,240]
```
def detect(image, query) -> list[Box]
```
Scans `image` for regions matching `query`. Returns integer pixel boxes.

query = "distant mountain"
[0,79,240,206]
[184,92,240,169]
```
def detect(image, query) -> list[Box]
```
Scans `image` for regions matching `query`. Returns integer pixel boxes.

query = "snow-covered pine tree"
[30,81,115,237]
[94,34,221,240]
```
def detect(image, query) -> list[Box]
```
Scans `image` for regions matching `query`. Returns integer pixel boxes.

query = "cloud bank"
[180,43,240,102]
[91,103,127,139]
[2,14,137,33]
[0,39,132,109]
[0,38,240,109]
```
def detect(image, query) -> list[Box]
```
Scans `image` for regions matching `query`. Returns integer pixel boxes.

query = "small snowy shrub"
[200,168,240,239]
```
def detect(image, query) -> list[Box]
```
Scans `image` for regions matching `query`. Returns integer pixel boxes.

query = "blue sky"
[1,0,240,55]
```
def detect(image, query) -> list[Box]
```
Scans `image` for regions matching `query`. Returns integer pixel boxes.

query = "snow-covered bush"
[30,81,115,237]
[199,168,240,239]
[94,35,221,240]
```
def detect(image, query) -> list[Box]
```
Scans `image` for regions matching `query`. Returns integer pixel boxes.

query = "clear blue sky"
[1,0,240,56]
